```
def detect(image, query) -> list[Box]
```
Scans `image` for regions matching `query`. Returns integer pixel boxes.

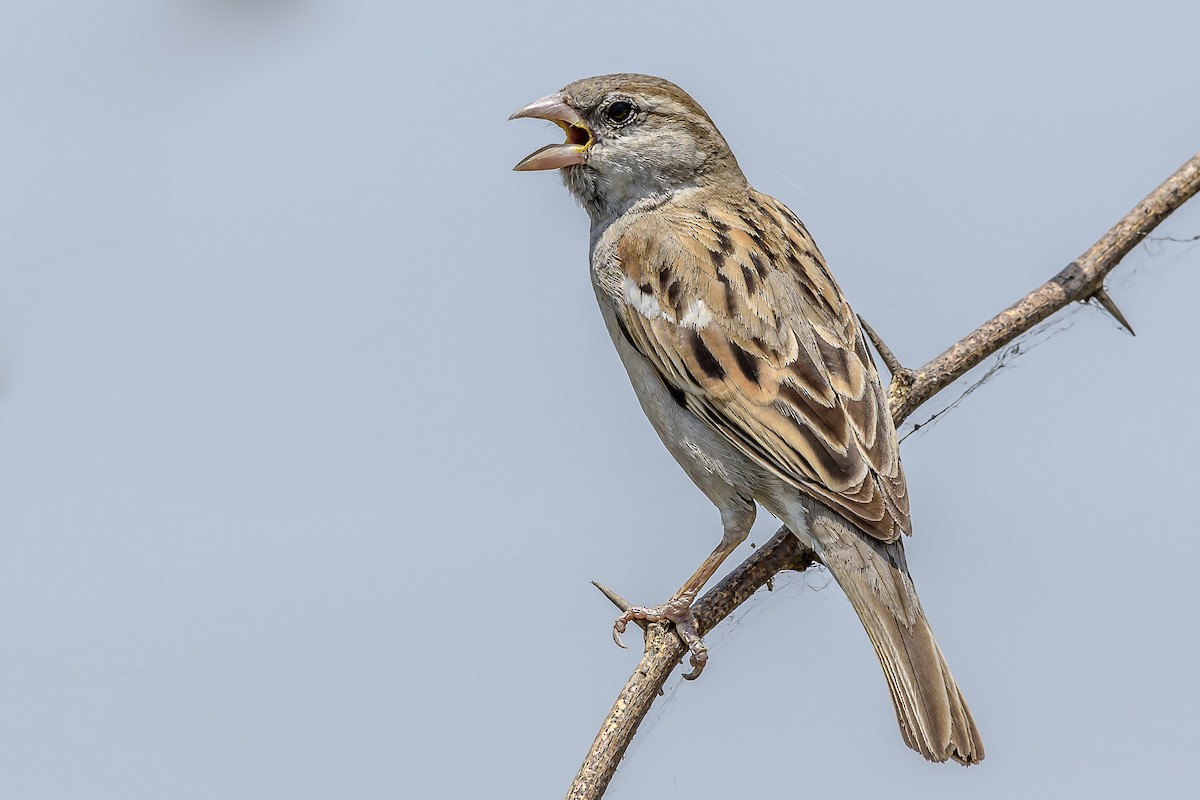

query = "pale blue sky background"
[3,1,1199,797]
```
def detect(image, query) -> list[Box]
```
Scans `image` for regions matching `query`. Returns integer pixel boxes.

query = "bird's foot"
[612,594,708,680]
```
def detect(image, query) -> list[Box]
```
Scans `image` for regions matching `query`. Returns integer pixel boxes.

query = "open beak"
[509,92,593,171]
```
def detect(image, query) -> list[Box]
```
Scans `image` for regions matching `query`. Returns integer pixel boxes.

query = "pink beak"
[509,92,593,171]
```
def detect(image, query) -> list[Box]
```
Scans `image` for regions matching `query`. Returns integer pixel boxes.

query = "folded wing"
[611,190,909,542]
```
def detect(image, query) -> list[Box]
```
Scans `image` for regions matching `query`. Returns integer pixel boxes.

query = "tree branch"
[888,152,1200,424]
[567,150,1200,799]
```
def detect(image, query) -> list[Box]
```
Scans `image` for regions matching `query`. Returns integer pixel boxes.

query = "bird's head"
[510,74,746,221]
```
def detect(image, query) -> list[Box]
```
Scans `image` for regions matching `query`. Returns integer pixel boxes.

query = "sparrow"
[510,74,983,765]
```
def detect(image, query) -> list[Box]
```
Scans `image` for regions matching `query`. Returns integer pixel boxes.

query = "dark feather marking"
[716,230,735,255]
[784,250,805,275]
[741,262,758,293]
[787,261,823,309]
[816,335,850,378]
[774,200,805,229]
[666,279,683,311]
[779,382,849,445]
[702,207,731,235]
[730,341,761,384]
[745,203,771,248]
[749,250,770,280]
[614,315,639,351]
[783,413,859,483]
[664,379,687,407]
[715,270,736,316]
[689,331,726,380]
[786,350,834,403]
[748,228,769,253]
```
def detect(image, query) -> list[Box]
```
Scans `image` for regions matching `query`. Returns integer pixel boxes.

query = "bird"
[509,74,983,765]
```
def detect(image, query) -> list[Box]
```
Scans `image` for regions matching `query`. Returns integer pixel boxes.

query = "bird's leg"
[613,500,754,679]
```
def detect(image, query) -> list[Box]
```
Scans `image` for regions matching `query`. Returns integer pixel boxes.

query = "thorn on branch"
[1089,288,1135,336]
[858,314,912,380]
[591,581,648,633]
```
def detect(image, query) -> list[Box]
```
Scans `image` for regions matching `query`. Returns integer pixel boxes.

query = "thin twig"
[568,150,1200,799]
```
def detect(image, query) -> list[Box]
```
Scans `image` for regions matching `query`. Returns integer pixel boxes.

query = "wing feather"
[612,190,911,542]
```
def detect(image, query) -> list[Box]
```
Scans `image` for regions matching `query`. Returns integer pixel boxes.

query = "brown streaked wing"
[612,190,910,542]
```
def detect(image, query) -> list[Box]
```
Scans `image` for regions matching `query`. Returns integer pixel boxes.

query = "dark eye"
[604,100,635,124]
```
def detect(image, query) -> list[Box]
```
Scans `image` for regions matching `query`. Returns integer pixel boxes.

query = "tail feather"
[802,507,984,765]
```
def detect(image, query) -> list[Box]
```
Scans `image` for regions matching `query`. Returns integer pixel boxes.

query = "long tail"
[799,506,984,765]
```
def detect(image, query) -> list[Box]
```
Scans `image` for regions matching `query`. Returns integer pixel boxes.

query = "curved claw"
[673,612,708,680]
[612,618,629,649]
[610,598,710,677]
[681,649,709,681]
